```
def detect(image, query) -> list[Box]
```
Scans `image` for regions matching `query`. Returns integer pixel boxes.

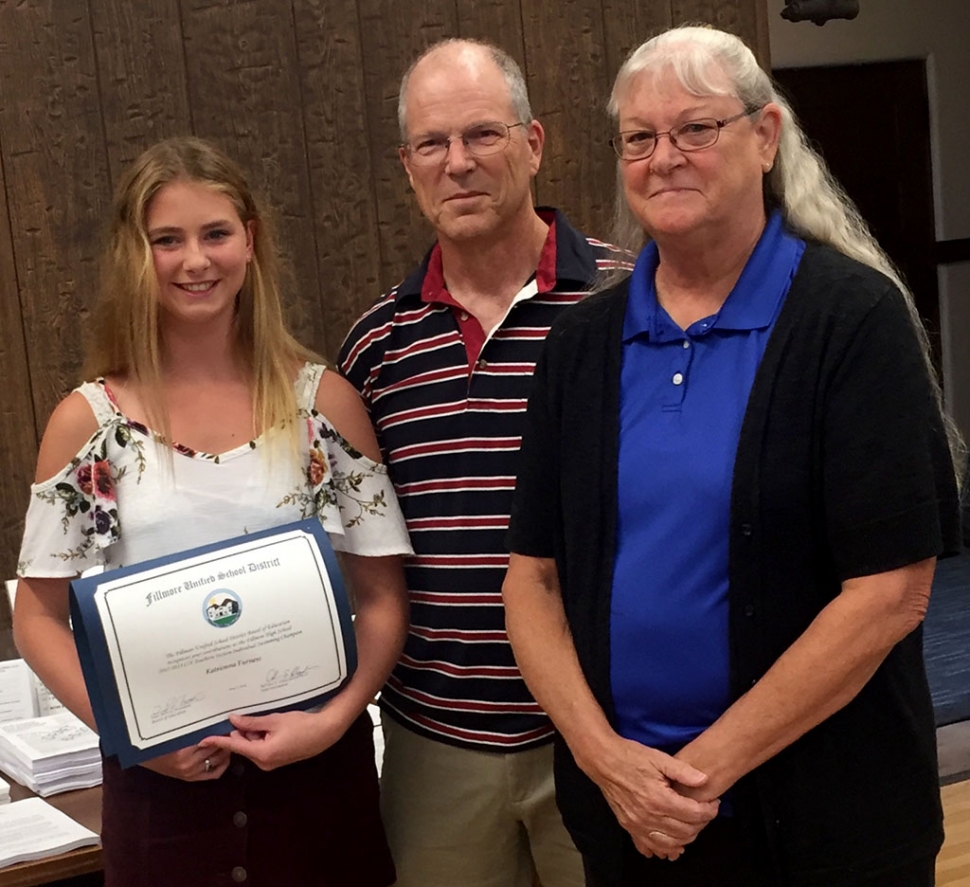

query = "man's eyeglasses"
[403,121,526,165]
[610,108,761,161]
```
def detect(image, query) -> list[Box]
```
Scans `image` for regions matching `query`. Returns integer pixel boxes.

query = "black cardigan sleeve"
[818,282,960,579]
[507,324,562,559]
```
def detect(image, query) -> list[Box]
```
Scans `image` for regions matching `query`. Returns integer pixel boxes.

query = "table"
[0,781,102,887]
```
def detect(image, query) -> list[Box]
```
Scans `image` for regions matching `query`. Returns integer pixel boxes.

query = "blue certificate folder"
[69,519,357,768]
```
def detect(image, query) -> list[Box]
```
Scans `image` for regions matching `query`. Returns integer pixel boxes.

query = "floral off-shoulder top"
[17,363,412,577]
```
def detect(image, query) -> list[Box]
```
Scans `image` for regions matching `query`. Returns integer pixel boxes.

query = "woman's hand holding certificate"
[141,743,232,781]
[201,708,346,771]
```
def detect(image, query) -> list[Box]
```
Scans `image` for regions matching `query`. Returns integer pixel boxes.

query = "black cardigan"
[508,243,961,886]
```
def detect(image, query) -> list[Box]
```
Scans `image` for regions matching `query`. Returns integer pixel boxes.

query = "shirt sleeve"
[307,412,413,558]
[337,300,392,407]
[822,286,961,579]
[17,430,121,578]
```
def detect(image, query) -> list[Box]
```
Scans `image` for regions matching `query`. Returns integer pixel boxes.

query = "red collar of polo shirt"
[420,210,558,367]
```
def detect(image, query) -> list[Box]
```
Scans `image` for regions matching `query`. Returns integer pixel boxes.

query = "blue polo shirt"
[611,211,804,752]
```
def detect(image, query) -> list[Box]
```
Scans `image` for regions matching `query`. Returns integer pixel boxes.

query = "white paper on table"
[0,797,99,868]
[0,713,101,797]
[0,758,101,799]
[0,713,99,763]
[0,661,36,723]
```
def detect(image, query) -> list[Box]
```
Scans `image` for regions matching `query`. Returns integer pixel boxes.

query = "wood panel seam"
[515,0,535,205]
[354,0,390,291]
[175,0,197,134]
[0,126,38,451]
[84,0,115,193]
[285,0,327,352]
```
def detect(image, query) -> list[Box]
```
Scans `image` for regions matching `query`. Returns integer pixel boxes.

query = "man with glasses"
[339,38,628,887]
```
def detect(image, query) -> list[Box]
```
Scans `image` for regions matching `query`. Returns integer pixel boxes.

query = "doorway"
[773,60,941,369]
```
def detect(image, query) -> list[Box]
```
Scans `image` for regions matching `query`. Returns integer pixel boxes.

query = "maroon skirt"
[100,712,395,887]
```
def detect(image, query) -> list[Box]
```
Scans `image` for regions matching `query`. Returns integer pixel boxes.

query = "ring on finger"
[204,758,212,773]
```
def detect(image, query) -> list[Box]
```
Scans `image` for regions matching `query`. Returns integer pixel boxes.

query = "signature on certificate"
[151,692,205,723]
[261,665,317,690]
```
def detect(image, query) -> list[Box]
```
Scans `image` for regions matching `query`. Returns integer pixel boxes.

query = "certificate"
[70,520,356,767]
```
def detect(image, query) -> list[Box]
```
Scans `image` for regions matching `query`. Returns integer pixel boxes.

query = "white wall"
[768,0,970,438]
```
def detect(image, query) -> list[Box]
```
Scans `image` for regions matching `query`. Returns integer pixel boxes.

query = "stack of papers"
[0,774,9,804]
[0,797,99,868]
[0,713,101,797]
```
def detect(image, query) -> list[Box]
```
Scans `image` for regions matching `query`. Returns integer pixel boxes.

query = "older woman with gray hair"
[502,24,961,887]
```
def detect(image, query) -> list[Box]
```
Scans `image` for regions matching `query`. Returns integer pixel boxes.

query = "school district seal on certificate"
[203,589,242,629]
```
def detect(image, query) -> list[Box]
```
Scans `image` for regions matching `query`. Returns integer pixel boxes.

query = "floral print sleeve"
[283,364,412,558]
[285,409,411,557]
[17,384,128,577]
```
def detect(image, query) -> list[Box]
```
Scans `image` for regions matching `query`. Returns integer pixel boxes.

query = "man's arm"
[503,553,719,860]
[336,298,394,405]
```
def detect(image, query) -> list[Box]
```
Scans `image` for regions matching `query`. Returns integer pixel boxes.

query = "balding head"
[398,39,532,142]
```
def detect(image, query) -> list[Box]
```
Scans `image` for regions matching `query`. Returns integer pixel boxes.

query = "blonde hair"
[607,25,964,479]
[85,136,320,450]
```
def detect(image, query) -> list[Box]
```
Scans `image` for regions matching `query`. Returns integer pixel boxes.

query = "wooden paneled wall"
[0,0,767,589]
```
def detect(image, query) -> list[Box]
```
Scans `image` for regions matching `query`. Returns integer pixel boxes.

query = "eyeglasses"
[403,121,526,165]
[610,108,761,161]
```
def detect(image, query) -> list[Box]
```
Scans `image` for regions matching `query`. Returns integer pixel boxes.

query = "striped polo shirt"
[339,208,632,751]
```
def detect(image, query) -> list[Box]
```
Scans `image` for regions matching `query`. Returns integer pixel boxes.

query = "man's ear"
[526,119,545,177]
[399,145,415,189]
